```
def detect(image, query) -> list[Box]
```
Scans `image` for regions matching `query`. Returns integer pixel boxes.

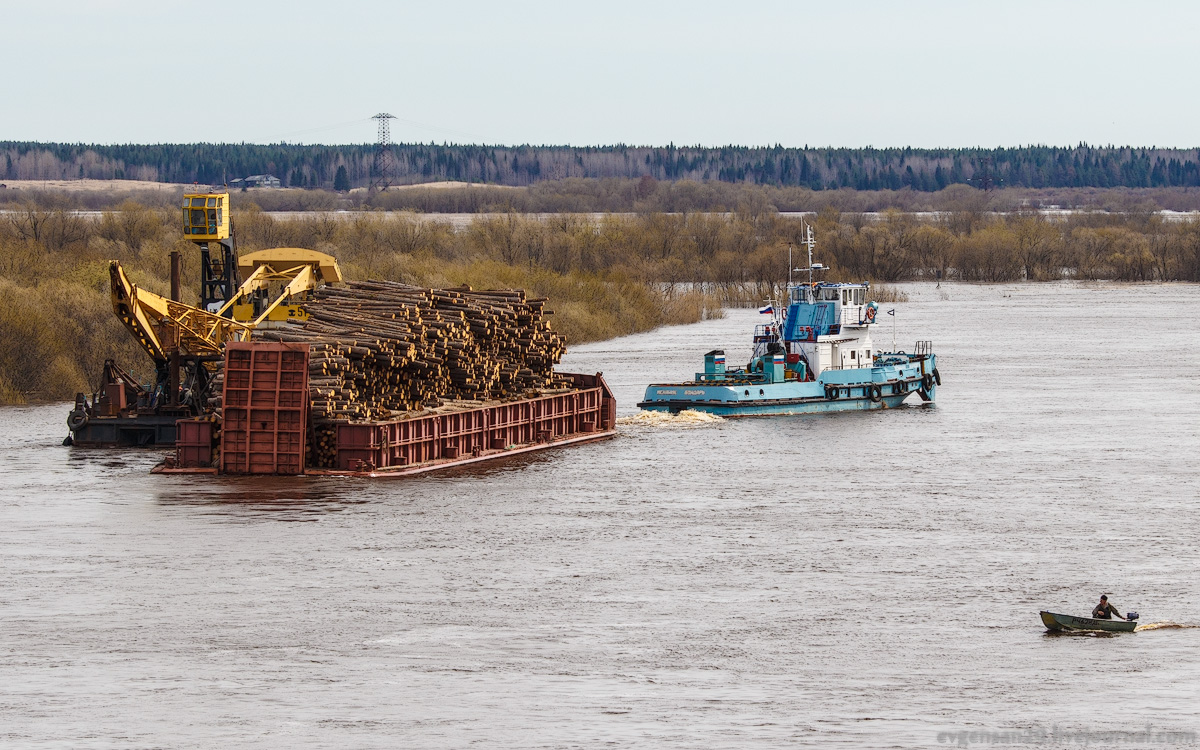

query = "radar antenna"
[792,219,824,290]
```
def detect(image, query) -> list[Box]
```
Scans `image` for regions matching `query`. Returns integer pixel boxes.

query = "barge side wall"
[334,372,615,472]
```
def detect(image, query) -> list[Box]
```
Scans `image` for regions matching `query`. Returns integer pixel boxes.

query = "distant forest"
[4,141,1200,192]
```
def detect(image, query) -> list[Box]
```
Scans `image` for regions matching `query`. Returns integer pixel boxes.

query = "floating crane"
[67,193,342,446]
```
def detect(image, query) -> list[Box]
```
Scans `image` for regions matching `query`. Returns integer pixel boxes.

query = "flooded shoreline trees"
[2,198,1199,403]
[10,177,1200,215]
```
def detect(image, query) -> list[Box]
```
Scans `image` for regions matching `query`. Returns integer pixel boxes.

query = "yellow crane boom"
[109,261,252,365]
[109,247,341,366]
[218,248,343,326]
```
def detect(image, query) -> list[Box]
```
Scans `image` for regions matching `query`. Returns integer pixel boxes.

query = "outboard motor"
[1126,612,1139,621]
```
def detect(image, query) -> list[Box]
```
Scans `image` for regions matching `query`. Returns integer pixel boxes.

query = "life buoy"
[67,409,89,431]
[865,306,877,323]
[869,384,882,402]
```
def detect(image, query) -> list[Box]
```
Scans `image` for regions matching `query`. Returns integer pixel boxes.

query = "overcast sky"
[4,0,1198,149]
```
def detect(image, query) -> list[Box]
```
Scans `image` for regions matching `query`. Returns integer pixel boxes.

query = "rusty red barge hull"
[306,428,615,478]
[157,342,616,477]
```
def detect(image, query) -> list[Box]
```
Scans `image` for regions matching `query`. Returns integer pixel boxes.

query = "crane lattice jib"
[109,261,252,365]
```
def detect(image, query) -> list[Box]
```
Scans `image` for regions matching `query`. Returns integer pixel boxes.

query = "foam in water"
[617,409,724,428]
[1134,621,1197,631]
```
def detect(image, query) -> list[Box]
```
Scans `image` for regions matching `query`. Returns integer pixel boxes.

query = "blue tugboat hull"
[638,361,936,417]
[638,393,913,416]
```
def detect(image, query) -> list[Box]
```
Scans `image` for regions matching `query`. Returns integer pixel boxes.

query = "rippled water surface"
[2,282,1199,748]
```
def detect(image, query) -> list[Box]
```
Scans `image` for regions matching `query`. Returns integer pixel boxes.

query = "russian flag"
[758,305,774,315]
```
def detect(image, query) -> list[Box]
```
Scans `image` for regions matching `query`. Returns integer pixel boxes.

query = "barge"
[69,192,616,474]
[155,342,616,477]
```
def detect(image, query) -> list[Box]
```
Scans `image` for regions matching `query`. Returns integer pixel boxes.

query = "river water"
[2,282,1198,748]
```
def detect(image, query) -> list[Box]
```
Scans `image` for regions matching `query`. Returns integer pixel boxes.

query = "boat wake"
[1134,622,1199,631]
[618,409,724,429]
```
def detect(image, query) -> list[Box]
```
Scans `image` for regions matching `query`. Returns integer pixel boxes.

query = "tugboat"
[638,223,939,416]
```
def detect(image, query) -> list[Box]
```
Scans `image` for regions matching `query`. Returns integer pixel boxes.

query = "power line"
[270,116,482,145]
[393,117,482,141]
[272,118,372,142]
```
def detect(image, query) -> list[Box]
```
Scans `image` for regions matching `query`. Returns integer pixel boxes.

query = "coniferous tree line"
[4,141,1200,192]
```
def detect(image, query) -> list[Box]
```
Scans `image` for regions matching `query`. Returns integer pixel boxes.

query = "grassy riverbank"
[3,199,1198,403]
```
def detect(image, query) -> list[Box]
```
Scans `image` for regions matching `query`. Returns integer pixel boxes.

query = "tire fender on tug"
[67,410,89,431]
[868,384,882,402]
[825,384,839,401]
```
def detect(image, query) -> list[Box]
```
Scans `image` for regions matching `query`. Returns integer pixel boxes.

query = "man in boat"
[1092,594,1126,620]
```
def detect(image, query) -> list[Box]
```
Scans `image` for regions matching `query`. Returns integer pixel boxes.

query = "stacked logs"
[254,280,571,465]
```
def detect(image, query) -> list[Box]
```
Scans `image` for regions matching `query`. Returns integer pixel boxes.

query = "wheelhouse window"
[182,195,225,237]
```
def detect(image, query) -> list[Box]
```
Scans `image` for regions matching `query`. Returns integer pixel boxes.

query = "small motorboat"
[1040,611,1139,633]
